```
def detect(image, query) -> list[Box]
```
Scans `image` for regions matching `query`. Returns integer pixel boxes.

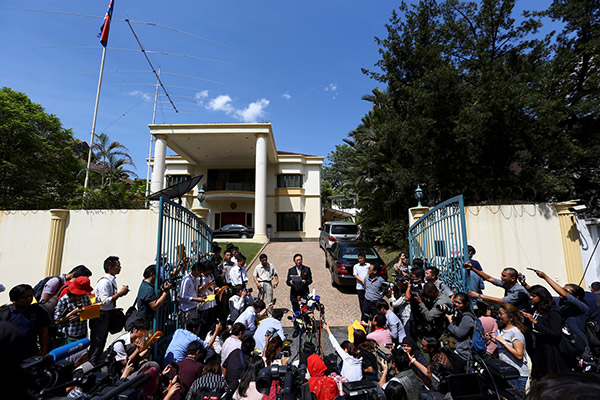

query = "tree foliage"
[0,87,83,209]
[327,0,600,247]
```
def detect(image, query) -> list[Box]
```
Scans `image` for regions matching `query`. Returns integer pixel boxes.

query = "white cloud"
[205,94,270,122]
[127,90,152,102]
[234,98,270,122]
[282,91,291,100]
[324,83,338,99]
[206,94,235,114]
[195,90,209,100]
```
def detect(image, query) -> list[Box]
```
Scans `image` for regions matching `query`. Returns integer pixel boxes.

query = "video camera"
[256,364,311,400]
[577,354,600,374]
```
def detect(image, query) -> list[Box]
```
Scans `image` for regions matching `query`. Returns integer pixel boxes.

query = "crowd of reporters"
[2,242,600,399]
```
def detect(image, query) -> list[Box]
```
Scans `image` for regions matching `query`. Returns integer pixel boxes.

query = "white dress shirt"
[228,265,248,286]
[234,306,257,333]
[94,273,118,311]
[179,273,200,312]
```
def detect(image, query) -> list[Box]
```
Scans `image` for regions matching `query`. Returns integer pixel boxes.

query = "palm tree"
[93,133,136,186]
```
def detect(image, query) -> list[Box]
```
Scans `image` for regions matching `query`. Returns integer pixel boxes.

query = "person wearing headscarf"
[307,354,340,400]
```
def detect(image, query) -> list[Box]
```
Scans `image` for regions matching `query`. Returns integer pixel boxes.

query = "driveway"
[246,241,362,327]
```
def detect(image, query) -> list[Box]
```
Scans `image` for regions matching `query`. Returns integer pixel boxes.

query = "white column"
[150,134,167,196]
[254,133,268,240]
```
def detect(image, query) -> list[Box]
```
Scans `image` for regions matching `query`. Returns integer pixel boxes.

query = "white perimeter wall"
[0,210,159,305]
[464,203,568,298]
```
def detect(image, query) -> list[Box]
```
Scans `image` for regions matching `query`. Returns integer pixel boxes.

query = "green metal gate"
[408,195,469,293]
[154,198,212,351]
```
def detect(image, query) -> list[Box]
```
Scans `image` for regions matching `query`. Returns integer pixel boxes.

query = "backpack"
[33,276,60,302]
[471,317,487,354]
[95,338,135,378]
[558,323,586,359]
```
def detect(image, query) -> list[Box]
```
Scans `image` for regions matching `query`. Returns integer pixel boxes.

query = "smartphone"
[283,351,290,358]
[385,343,394,349]
[272,298,277,305]
[526,267,536,271]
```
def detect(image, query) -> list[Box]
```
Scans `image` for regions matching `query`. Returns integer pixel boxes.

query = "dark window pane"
[207,169,255,191]
[214,213,221,229]
[277,213,303,231]
[331,225,359,234]
[166,175,192,187]
[277,174,302,188]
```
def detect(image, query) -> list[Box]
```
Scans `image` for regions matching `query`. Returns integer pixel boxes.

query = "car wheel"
[241,233,248,239]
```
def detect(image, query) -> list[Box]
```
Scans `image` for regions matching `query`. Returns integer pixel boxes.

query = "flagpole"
[145,67,161,206]
[83,45,108,194]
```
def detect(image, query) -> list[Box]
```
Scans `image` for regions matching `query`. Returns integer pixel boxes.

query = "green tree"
[0,87,83,209]
[330,0,598,247]
[92,132,137,186]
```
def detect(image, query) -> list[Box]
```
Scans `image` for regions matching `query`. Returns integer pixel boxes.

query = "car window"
[331,225,359,234]
[339,246,378,260]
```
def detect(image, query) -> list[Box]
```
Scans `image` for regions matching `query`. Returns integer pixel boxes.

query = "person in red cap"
[54,276,93,344]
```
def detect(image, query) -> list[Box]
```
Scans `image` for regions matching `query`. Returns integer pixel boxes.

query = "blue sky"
[1,1,555,180]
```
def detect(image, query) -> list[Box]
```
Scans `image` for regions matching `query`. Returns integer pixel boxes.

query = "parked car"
[319,221,361,250]
[325,241,387,287]
[212,224,255,239]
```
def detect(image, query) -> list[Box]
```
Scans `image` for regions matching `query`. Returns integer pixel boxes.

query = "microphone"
[49,338,90,361]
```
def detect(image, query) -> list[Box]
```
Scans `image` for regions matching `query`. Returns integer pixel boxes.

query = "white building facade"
[149,123,323,241]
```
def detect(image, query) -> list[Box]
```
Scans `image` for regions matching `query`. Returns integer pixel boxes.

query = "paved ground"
[246,241,363,328]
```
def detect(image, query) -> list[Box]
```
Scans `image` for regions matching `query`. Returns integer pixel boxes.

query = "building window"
[207,169,255,192]
[214,213,221,230]
[277,213,303,232]
[277,174,302,188]
[166,174,191,187]
[246,213,253,228]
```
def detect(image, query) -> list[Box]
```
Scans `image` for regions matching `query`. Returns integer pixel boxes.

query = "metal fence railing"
[408,195,469,293]
[153,198,212,357]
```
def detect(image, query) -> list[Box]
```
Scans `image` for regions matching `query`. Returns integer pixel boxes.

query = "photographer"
[412,282,451,339]
[165,320,222,365]
[137,264,173,322]
[379,348,419,400]
[363,264,388,320]
[424,267,452,299]
[54,277,93,344]
[228,285,254,323]
[234,299,272,337]
[376,300,405,343]
[445,292,476,364]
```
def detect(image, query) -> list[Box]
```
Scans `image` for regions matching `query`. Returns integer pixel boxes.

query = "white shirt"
[221,261,235,284]
[95,274,118,311]
[179,273,200,312]
[353,263,370,290]
[390,296,412,326]
[329,333,362,381]
[253,262,278,282]
[205,331,224,355]
[198,274,216,311]
[228,265,249,286]
[235,306,257,333]
[112,332,132,362]
[221,335,242,366]
[228,295,253,322]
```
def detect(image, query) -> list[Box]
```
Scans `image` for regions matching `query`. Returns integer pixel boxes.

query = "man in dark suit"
[286,253,313,312]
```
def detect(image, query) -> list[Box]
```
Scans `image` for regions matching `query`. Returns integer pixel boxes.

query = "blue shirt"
[253,317,285,352]
[8,304,49,357]
[164,329,207,363]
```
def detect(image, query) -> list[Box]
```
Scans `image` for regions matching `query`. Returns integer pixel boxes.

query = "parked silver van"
[319,221,361,250]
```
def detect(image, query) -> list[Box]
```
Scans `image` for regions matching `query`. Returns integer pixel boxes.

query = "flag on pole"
[98,0,115,47]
